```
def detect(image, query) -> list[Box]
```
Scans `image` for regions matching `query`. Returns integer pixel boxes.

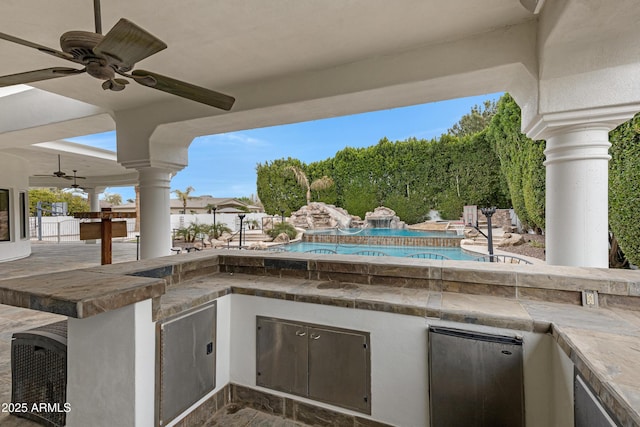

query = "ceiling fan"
[69,170,85,191]
[0,0,235,110]
[34,154,86,181]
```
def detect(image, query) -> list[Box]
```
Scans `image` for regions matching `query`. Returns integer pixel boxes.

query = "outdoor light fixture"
[238,214,246,250]
[280,209,285,223]
[212,206,217,233]
[480,206,497,261]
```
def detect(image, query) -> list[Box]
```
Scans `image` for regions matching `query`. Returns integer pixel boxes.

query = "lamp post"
[238,214,245,249]
[212,206,217,237]
[480,206,496,261]
[280,209,285,224]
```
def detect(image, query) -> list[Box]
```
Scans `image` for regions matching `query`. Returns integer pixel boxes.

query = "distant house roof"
[217,207,246,213]
[170,195,263,212]
[110,195,263,213]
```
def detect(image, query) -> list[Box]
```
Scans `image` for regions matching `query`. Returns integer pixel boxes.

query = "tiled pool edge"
[303,233,463,247]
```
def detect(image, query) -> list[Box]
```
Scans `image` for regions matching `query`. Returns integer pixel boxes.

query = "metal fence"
[29,217,138,243]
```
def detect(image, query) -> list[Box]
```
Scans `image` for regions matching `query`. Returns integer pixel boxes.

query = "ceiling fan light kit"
[0,1,234,110]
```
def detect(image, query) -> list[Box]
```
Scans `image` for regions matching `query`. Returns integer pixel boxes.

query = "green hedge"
[609,114,640,266]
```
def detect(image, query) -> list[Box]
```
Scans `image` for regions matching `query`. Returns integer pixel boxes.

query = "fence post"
[57,222,61,244]
[37,201,43,241]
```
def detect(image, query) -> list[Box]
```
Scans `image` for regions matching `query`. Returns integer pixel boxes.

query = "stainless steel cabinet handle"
[310,333,321,340]
[295,330,306,337]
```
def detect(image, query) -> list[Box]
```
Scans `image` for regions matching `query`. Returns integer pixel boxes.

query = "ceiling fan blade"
[132,70,235,110]
[94,19,167,69]
[0,67,85,87]
[0,32,79,63]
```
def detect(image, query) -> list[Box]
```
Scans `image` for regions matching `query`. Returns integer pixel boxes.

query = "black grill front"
[11,320,68,427]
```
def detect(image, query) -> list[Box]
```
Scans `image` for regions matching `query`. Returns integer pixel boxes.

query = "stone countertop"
[0,270,165,319]
[159,272,640,427]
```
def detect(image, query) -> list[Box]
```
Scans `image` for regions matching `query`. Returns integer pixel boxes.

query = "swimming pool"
[281,242,477,261]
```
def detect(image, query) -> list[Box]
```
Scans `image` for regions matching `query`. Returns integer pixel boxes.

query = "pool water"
[304,228,458,238]
[282,242,477,261]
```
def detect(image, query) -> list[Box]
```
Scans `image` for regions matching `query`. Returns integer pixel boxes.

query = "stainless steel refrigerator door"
[429,327,524,427]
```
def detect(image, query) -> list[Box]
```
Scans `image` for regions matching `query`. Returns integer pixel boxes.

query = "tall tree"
[256,158,306,215]
[286,165,312,205]
[487,94,545,232]
[28,188,90,216]
[310,176,334,201]
[173,186,195,214]
[103,192,122,206]
[448,100,497,138]
[285,165,335,206]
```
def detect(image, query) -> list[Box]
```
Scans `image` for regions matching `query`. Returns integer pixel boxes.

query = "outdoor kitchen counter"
[0,249,637,425]
[0,269,165,319]
[159,269,640,426]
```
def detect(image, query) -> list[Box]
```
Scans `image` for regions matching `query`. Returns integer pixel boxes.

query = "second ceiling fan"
[0,0,235,110]
[34,155,86,181]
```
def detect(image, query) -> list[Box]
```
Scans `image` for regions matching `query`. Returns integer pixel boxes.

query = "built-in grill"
[11,320,68,427]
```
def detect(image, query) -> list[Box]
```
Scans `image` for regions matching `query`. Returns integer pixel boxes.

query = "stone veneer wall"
[171,383,392,427]
[213,253,639,311]
[302,234,463,247]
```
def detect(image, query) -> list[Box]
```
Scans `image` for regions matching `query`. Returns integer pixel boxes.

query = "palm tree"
[173,186,195,214]
[134,185,140,232]
[285,165,334,205]
[310,176,334,201]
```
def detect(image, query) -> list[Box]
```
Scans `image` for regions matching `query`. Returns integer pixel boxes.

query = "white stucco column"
[66,299,155,427]
[84,188,102,245]
[543,126,611,267]
[137,167,172,259]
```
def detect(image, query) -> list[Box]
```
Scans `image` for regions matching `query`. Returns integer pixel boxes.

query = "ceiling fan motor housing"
[60,31,118,79]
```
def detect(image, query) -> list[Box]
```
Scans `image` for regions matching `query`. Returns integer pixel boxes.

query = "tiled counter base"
[172,383,391,427]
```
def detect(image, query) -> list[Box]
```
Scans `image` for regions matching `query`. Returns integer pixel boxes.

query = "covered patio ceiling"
[4,140,137,189]
[2,1,638,149]
[0,0,543,154]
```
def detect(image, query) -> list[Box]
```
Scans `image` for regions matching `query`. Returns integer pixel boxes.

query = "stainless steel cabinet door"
[429,327,524,427]
[256,317,308,395]
[308,327,370,413]
[160,303,216,426]
[575,372,619,426]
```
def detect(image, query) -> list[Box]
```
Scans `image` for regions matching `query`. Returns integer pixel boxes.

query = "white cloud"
[198,132,269,147]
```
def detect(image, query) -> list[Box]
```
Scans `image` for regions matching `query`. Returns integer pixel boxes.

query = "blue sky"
[69,92,502,202]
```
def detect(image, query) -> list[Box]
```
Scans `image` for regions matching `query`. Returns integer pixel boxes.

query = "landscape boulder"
[290,202,352,229]
[273,232,290,243]
[496,233,525,247]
